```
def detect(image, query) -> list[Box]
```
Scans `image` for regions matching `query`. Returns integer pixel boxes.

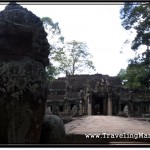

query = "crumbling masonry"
[48,73,150,117]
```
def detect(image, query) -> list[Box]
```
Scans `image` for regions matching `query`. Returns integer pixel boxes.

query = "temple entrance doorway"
[92,95,106,115]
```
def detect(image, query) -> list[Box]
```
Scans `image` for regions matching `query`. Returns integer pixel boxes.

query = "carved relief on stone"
[95,81,101,93]
[78,89,85,100]
[123,105,129,117]
[64,92,68,100]
[71,105,78,116]
[94,79,106,97]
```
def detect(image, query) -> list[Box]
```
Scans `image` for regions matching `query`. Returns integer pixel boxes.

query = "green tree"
[120,2,150,89]
[120,2,150,65]
[42,18,95,77]
[55,40,96,75]
[118,62,150,89]
[41,17,64,81]
[120,2,150,51]
[117,68,126,81]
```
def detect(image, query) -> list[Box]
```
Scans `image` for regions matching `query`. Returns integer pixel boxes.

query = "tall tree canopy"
[120,2,150,51]
[55,40,96,75]
[42,17,95,79]
[41,17,64,50]
[41,17,64,81]
[119,2,150,89]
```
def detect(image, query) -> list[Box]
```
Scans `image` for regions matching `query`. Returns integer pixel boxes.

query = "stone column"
[128,99,133,116]
[79,102,83,116]
[88,95,92,115]
[107,96,112,116]
[118,102,121,114]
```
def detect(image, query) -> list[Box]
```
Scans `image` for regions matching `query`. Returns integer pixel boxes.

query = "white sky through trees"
[0,2,136,77]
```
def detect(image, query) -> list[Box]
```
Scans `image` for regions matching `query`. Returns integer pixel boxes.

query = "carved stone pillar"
[88,94,92,115]
[107,93,112,116]
[79,102,83,115]
[107,84,112,116]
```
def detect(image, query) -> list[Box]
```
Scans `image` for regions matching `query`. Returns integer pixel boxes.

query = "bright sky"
[0,2,136,77]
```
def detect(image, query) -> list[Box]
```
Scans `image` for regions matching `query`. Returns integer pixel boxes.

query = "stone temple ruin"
[48,73,150,118]
[0,2,149,145]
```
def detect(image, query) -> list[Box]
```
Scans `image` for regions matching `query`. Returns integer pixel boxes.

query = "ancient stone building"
[47,73,150,117]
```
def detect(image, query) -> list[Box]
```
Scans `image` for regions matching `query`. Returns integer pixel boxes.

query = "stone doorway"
[92,96,105,115]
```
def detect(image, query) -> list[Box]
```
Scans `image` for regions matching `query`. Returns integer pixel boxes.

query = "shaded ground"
[63,116,150,144]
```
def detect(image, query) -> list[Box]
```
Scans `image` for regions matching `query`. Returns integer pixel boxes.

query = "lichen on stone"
[0,2,50,143]
[0,57,48,104]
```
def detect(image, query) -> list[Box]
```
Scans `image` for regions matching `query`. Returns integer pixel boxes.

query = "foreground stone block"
[40,115,66,144]
[0,2,49,143]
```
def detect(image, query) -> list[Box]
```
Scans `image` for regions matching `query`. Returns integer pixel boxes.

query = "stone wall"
[47,74,150,118]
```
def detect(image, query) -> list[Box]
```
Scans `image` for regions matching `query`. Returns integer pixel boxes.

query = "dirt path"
[65,116,150,135]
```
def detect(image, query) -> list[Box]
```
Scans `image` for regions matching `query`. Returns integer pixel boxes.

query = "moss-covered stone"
[0,2,50,144]
[0,58,48,143]
[40,115,66,144]
[0,58,48,102]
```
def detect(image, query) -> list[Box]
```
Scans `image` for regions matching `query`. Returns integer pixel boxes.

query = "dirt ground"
[65,116,150,135]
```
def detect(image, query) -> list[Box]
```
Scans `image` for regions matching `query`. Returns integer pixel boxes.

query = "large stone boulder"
[40,115,66,144]
[0,2,49,144]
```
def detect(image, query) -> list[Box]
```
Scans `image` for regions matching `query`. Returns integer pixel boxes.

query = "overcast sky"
[0,3,136,77]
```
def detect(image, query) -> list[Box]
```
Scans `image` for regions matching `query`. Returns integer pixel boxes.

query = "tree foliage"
[119,2,150,89]
[117,68,126,82]
[42,17,95,79]
[55,40,96,75]
[120,2,150,50]
[41,17,64,49]
[41,17,64,81]
[118,63,150,89]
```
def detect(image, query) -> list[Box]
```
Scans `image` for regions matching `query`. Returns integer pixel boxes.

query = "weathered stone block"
[40,115,66,144]
[0,2,49,143]
[0,58,48,143]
